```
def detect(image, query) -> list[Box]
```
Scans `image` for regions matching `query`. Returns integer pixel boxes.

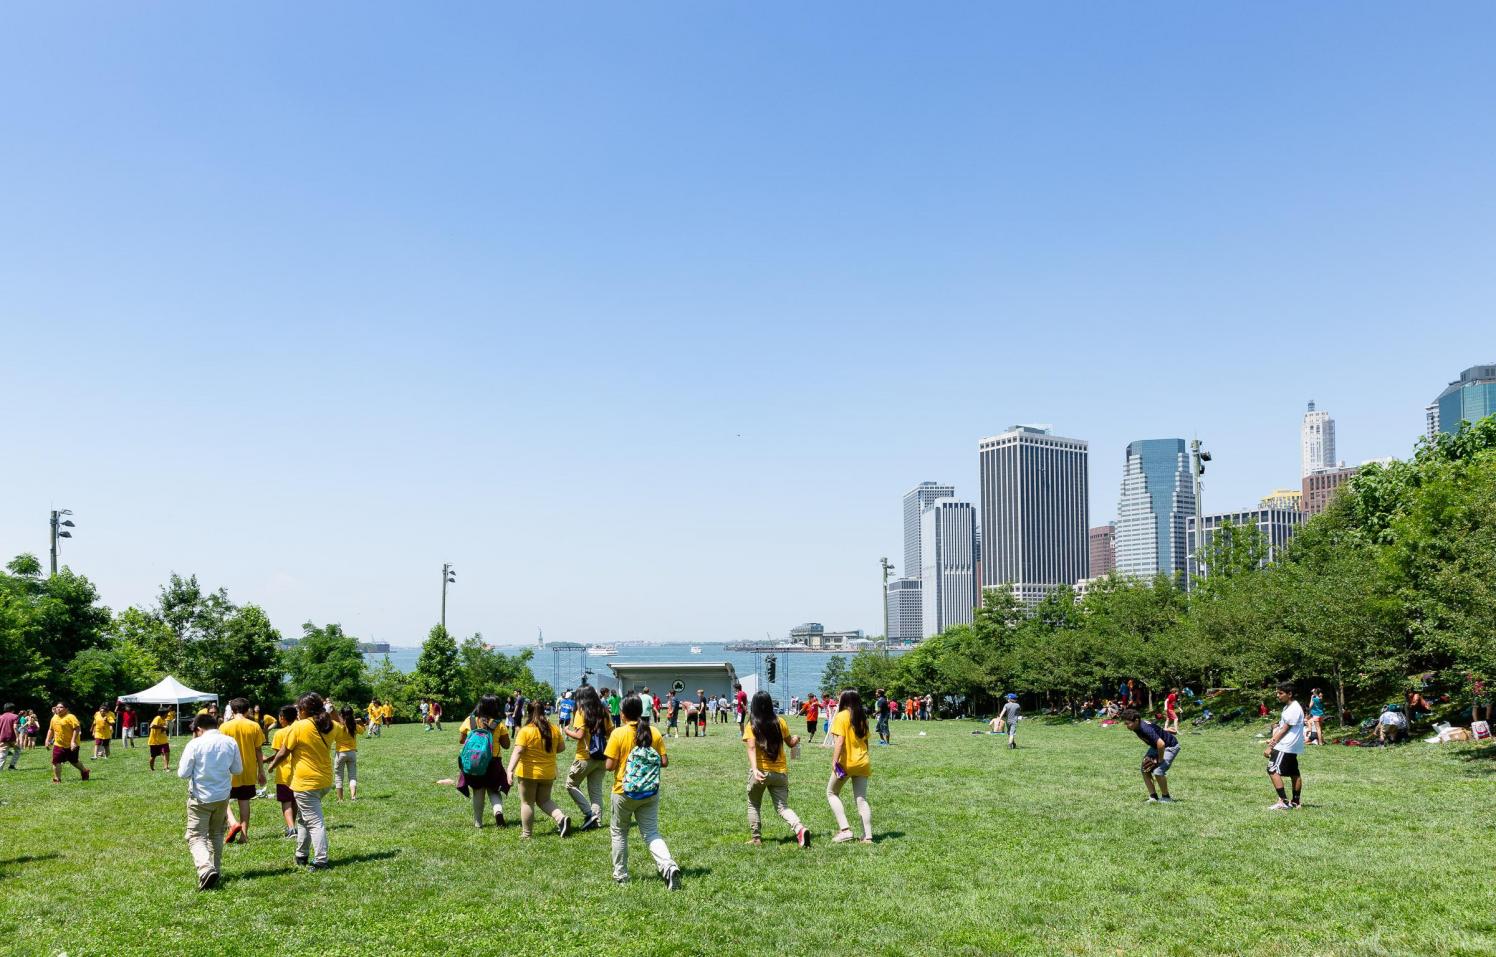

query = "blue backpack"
[460,721,495,776]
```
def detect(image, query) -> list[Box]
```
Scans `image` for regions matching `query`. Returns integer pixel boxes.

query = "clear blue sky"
[3,4,1493,646]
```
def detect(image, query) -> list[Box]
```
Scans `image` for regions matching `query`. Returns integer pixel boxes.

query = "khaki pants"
[185,797,229,880]
[294,788,331,865]
[516,778,565,837]
[1,742,18,768]
[610,793,675,882]
[747,771,802,840]
[826,772,872,839]
[565,757,607,821]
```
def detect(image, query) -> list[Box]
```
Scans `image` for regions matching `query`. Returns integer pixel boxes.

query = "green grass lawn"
[3,717,1494,957]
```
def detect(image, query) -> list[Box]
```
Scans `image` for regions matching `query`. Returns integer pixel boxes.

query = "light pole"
[880,556,894,658]
[441,563,456,632]
[1188,441,1211,592]
[49,509,76,577]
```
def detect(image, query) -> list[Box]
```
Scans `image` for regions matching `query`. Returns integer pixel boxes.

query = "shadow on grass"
[0,852,61,877]
[870,831,905,844]
[230,849,401,882]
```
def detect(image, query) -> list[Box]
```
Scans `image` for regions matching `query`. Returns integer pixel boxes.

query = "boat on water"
[689,646,702,655]
[586,644,618,656]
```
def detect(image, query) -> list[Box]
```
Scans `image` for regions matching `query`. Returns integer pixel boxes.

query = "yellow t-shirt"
[283,718,334,791]
[148,715,169,746]
[511,722,563,780]
[458,716,510,756]
[382,704,394,721]
[261,714,276,732]
[221,716,266,788]
[604,721,666,795]
[367,703,380,722]
[328,722,358,753]
[50,713,82,750]
[92,712,115,740]
[270,727,292,786]
[831,709,871,777]
[570,711,613,760]
[743,716,793,774]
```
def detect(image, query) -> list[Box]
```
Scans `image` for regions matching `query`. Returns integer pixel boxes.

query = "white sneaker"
[1268,800,1293,811]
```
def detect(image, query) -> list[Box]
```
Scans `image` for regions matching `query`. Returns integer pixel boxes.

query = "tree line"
[0,562,552,719]
[829,415,1496,723]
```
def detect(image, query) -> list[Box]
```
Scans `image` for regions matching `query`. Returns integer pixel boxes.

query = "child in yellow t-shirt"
[91,707,116,760]
[827,689,873,844]
[269,705,297,836]
[743,690,809,848]
[505,702,570,839]
[148,710,172,771]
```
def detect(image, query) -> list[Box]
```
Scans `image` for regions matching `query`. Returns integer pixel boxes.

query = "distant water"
[365,642,874,699]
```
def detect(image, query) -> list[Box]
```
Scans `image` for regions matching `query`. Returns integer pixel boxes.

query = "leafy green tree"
[286,622,371,704]
[185,604,284,708]
[6,553,42,578]
[846,651,900,700]
[63,648,126,711]
[455,634,553,713]
[369,656,414,721]
[412,624,461,704]
[819,655,849,697]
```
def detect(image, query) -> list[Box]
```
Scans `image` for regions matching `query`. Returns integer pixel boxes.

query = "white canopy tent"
[119,675,218,736]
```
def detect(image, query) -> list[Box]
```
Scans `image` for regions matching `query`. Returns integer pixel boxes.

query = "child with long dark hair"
[457,693,511,828]
[270,704,298,836]
[744,690,810,848]
[562,685,612,830]
[331,707,360,800]
[604,694,681,888]
[826,688,873,844]
[265,693,335,870]
[506,700,571,838]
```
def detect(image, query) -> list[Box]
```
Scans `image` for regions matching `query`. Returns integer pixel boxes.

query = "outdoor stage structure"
[548,641,590,693]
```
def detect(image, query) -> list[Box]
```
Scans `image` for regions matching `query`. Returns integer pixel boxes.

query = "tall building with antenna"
[1301,401,1336,477]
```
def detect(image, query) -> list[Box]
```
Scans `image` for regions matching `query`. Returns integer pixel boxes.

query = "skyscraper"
[1187,507,1303,579]
[1089,524,1116,578]
[901,481,954,638]
[1301,401,1336,477]
[920,499,977,638]
[1430,364,1496,436]
[978,426,1089,604]
[885,578,922,645]
[1115,438,1195,585]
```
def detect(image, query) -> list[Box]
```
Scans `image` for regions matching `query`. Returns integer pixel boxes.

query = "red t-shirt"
[804,701,820,722]
[1165,693,1178,713]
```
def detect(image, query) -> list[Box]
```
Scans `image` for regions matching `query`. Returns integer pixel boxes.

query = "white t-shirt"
[1275,700,1306,754]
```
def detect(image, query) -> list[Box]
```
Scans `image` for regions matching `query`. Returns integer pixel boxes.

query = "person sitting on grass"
[1120,708,1178,803]
[177,711,242,891]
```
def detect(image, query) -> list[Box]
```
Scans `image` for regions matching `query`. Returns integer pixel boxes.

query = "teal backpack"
[621,721,662,800]
[460,720,494,776]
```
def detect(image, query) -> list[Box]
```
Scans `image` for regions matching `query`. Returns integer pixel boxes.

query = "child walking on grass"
[457,694,511,828]
[330,707,360,801]
[826,689,872,844]
[270,705,297,836]
[604,694,681,889]
[265,693,335,871]
[507,700,572,839]
[562,685,612,831]
[744,690,810,848]
[148,708,171,770]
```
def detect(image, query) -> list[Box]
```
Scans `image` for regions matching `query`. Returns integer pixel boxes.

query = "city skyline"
[3,5,1493,643]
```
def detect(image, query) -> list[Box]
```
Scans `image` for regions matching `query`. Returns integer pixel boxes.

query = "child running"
[265,692,335,871]
[271,705,298,837]
[826,689,872,843]
[46,703,90,783]
[330,707,360,801]
[562,685,612,831]
[220,697,267,844]
[1164,688,1181,734]
[148,708,171,770]
[456,694,512,828]
[506,700,572,838]
[604,694,681,889]
[1120,708,1179,803]
[743,690,810,848]
[803,693,820,744]
[91,704,115,760]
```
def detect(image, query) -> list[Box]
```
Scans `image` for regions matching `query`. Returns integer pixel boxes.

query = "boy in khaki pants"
[177,712,243,890]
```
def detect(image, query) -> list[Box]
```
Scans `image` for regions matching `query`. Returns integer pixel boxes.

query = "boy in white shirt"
[177,712,244,890]
[1263,682,1305,811]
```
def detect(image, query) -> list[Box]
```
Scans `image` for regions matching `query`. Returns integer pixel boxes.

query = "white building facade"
[919,499,978,638]
[1301,401,1337,477]
[885,578,922,645]
[978,426,1089,604]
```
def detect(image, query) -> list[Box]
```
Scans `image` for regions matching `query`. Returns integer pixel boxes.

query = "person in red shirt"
[1164,688,1180,733]
[120,705,137,748]
[734,683,747,730]
[803,694,821,744]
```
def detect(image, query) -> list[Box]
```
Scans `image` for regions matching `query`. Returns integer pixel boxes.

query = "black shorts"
[1267,751,1300,778]
[230,784,257,800]
[806,720,817,734]
[150,743,170,757]
[276,783,295,804]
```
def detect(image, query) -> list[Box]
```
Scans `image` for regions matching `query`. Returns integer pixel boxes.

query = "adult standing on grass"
[0,703,20,770]
[91,704,115,760]
[604,694,682,889]
[1264,682,1306,811]
[696,689,708,736]
[46,703,89,783]
[506,700,572,839]
[330,706,360,801]
[734,682,747,731]
[826,689,872,844]
[1120,708,1178,803]
[430,699,445,732]
[996,694,1021,749]
[266,692,336,871]
[563,685,612,831]
[744,690,811,849]
[1307,689,1326,745]
[148,708,171,770]
[874,689,891,747]
[177,711,242,891]
[221,697,267,845]
[457,694,512,828]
